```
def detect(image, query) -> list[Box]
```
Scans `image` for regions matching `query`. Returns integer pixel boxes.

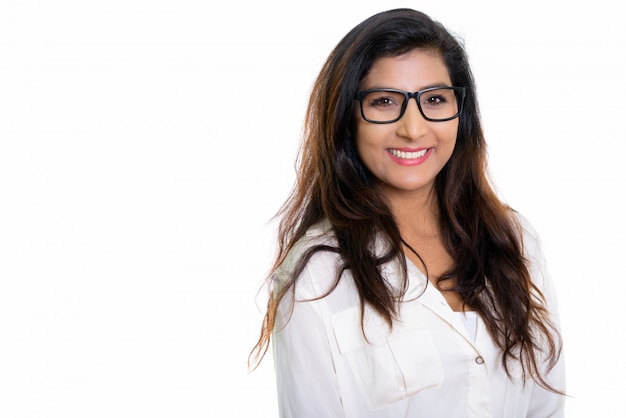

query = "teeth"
[389,149,428,159]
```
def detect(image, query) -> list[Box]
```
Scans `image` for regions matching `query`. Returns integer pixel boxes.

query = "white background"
[1,0,624,417]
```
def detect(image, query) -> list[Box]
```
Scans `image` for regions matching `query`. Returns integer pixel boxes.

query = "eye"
[369,95,399,108]
[422,94,447,107]
[421,89,456,109]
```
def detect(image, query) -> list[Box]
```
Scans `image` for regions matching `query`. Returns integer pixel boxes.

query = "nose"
[396,98,428,140]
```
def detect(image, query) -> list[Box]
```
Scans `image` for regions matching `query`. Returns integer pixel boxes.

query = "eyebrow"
[361,82,453,91]
[420,82,454,89]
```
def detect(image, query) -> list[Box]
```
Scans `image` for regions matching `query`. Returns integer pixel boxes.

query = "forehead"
[360,49,451,90]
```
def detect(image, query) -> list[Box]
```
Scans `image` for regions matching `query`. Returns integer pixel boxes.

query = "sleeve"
[520,217,567,417]
[272,268,345,418]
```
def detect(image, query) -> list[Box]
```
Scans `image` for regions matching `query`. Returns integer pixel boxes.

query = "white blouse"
[272,215,565,417]
[456,311,478,343]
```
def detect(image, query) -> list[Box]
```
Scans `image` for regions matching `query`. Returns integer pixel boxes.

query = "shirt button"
[475,356,485,364]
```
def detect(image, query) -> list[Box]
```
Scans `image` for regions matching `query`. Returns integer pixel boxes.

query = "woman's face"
[353,49,459,198]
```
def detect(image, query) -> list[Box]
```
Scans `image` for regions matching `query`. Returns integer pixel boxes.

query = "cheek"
[352,128,382,176]
[438,121,459,148]
[353,123,387,159]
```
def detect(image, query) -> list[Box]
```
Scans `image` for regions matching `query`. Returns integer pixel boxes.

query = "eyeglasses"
[354,86,466,124]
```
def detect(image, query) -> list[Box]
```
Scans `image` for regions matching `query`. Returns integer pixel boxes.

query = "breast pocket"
[331,304,444,410]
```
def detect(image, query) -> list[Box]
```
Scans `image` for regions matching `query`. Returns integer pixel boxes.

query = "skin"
[353,49,468,311]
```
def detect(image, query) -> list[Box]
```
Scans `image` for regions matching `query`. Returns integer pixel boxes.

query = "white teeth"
[389,149,428,159]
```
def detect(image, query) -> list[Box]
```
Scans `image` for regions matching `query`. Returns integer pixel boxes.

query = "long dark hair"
[250,8,562,392]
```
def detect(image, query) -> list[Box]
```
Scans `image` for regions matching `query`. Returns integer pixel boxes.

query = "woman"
[250,8,565,417]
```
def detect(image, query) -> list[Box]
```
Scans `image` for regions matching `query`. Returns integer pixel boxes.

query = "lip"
[386,147,432,166]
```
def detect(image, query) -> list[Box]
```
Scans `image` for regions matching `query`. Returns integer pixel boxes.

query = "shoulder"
[278,219,338,273]
[508,210,545,265]
[274,219,343,298]
[509,211,559,305]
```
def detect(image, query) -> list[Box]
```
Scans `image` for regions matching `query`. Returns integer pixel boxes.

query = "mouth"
[388,148,429,159]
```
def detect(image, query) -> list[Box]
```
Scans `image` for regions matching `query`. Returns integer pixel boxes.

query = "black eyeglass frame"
[354,86,467,124]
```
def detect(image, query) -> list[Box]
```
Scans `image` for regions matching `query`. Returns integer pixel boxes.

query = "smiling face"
[353,49,459,201]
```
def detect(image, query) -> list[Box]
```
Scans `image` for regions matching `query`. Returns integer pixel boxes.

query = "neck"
[384,186,441,239]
